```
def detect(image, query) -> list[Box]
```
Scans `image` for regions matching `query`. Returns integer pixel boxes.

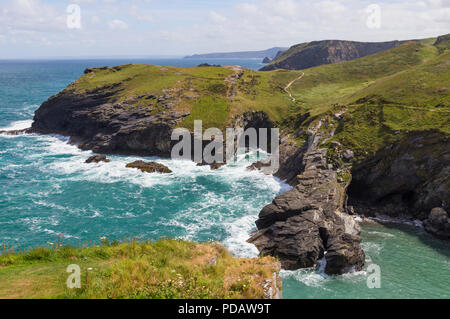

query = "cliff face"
[260,40,404,71]
[24,35,449,277]
[348,131,450,221]
[249,113,365,275]
[31,86,179,157]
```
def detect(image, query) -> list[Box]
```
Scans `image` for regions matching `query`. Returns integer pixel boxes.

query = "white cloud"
[107,19,128,30]
[128,5,153,22]
[209,11,227,23]
[0,0,449,58]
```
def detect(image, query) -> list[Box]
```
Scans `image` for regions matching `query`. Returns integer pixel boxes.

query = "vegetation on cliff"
[0,239,280,299]
[56,35,449,162]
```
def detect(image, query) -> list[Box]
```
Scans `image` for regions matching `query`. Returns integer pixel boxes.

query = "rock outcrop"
[348,131,450,224]
[126,161,172,174]
[85,154,110,164]
[30,83,187,157]
[249,116,365,275]
[197,161,225,170]
[261,40,405,71]
[423,208,450,240]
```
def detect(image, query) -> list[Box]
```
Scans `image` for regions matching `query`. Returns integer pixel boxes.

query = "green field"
[0,240,279,299]
[66,35,449,160]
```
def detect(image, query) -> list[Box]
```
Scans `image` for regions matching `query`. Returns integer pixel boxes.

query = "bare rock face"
[423,208,450,240]
[196,161,225,170]
[30,85,184,157]
[348,131,450,223]
[249,148,365,275]
[260,39,404,71]
[85,154,110,164]
[126,161,172,174]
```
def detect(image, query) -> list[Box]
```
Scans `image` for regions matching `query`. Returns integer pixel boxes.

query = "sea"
[0,58,448,298]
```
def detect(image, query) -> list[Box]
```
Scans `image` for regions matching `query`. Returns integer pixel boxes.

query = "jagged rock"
[30,87,178,157]
[85,154,110,163]
[260,39,405,71]
[249,147,365,275]
[349,131,450,222]
[210,162,225,170]
[247,160,273,175]
[262,57,271,64]
[423,208,450,240]
[325,233,365,275]
[126,161,172,174]
[196,161,225,170]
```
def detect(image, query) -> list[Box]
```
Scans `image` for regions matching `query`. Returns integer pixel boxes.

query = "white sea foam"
[369,214,424,229]
[0,119,33,131]
[281,268,328,288]
[223,214,259,258]
[366,231,395,238]
[3,128,290,257]
[281,263,368,288]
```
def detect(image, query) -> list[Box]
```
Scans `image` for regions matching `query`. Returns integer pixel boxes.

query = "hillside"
[28,36,449,159]
[184,47,287,59]
[0,240,281,299]
[24,34,450,270]
[260,39,405,71]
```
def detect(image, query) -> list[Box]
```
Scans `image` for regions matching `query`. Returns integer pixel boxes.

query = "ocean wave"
[281,264,367,288]
[369,215,424,229]
[1,125,289,256]
[0,119,33,131]
[223,214,259,258]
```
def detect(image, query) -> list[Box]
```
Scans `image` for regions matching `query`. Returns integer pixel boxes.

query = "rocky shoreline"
[11,63,448,277]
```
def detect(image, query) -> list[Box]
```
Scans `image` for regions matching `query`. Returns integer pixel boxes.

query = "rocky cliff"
[31,83,179,157]
[260,40,404,71]
[22,36,450,277]
[249,112,365,275]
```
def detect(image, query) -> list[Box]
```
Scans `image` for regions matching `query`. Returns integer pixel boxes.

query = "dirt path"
[284,72,304,102]
[224,65,244,99]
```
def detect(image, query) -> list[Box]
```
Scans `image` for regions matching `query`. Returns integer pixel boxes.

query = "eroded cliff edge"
[24,38,450,276]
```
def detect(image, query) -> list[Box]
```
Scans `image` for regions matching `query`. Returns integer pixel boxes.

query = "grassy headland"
[63,35,449,162]
[0,240,280,299]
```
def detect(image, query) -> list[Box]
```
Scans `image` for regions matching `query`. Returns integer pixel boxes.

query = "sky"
[0,0,449,59]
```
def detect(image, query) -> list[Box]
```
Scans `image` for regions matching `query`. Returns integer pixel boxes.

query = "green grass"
[178,96,230,131]
[0,240,280,299]
[288,42,440,114]
[66,35,449,162]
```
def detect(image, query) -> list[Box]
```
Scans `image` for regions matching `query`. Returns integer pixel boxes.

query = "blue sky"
[0,0,449,58]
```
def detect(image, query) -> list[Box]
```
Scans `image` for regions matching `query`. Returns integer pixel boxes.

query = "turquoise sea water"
[0,59,449,298]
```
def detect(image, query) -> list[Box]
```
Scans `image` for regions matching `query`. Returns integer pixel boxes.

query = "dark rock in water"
[247,160,272,174]
[210,162,225,170]
[262,57,271,64]
[126,160,172,174]
[85,154,110,164]
[324,232,365,275]
[196,160,225,170]
[423,208,450,240]
[0,129,29,136]
[249,148,365,275]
